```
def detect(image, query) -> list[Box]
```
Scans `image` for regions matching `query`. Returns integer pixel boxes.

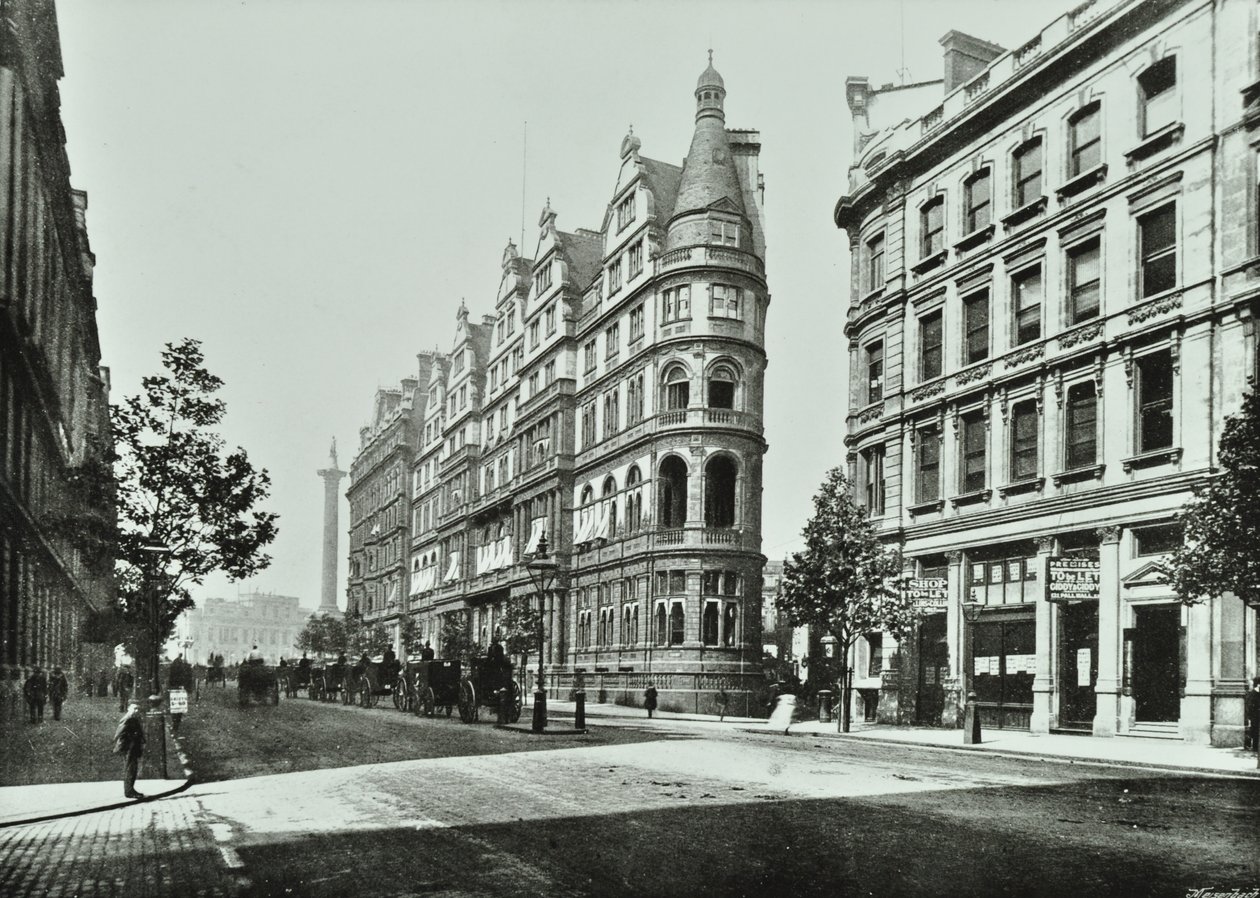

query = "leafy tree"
[779,467,914,732]
[439,610,479,661]
[296,614,343,659]
[111,339,279,693]
[398,615,425,657]
[1163,385,1260,608]
[346,619,391,658]
[501,596,543,684]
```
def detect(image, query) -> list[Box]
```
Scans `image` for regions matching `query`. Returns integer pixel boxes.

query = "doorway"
[914,614,948,725]
[1132,604,1181,722]
[1057,602,1097,730]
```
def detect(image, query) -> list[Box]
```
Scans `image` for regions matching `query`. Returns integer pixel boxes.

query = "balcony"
[440,444,480,473]
[517,377,575,417]
[576,409,763,465]
[655,245,765,279]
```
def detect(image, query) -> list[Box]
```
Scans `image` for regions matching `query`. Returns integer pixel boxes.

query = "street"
[2,694,1256,898]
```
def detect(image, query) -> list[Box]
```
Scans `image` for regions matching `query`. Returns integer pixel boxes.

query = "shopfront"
[966,546,1037,730]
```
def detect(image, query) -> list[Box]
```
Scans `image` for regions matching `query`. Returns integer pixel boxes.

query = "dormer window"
[536,261,553,293]
[616,194,636,232]
[710,219,739,246]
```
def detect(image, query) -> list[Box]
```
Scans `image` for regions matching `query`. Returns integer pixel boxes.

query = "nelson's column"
[316,439,346,617]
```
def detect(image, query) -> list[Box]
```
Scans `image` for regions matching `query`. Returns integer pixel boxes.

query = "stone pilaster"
[1181,599,1212,744]
[941,550,964,728]
[1031,535,1056,734]
[1092,526,1122,737]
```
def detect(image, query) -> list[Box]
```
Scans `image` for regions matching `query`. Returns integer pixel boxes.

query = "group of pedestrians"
[20,665,69,723]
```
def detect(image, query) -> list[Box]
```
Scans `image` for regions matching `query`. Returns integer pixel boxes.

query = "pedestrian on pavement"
[644,684,658,718]
[1244,676,1260,751]
[114,666,134,712]
[114,701,146,799]
[49,666,69,721]
[23,665,49,723]
[716,685,729,721]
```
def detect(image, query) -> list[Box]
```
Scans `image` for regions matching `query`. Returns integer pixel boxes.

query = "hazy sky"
[54,0,1076,610]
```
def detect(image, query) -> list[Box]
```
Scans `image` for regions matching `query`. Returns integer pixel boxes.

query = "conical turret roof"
[670,53,745,227]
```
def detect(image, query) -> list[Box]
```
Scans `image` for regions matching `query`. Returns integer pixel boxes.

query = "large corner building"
[835,0,1258,745]
[348,58,770,714]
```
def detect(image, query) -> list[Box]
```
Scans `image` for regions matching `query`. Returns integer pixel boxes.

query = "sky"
[54,0,1078,611]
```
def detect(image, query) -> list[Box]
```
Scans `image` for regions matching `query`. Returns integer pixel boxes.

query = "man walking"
[644,684,658,719]
[113,701,146,799]
[23,666,48,723]
[48,666,69,721]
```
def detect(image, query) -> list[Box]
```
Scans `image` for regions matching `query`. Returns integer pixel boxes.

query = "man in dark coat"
[420,642,435,661]
[113,701,146,799]
[1244,676,1260,752]
[48,666,69,721]
[23,666,48,723]
[644,684,658,718]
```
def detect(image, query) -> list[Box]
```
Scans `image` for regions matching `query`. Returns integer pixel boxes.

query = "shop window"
[1065,381,1097,468]
[866,633,884,677]
[1138,56,1176,137]
[920,310,943,380]
[963,290,990,364]
[968,553,1038,605]
[1136,350,1174,452]
[1013,138,1043,207]
[1012,265,1042,345]
[1138,204,1176,298]
[961,411,987,493]
[1067,239,1101,324]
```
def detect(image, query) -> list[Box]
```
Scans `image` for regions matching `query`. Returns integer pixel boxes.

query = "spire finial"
[708,48,713,65]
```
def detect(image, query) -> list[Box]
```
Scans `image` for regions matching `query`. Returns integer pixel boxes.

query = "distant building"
[0,0,116,681]
[835,0,1258,745]
[178,592,312,665]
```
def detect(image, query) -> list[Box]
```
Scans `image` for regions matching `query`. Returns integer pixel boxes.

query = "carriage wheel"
[422,686,435,717]
[393,678,408,712]
[458,679,477,723]
[365,677,379,709]
[509,681,523,723]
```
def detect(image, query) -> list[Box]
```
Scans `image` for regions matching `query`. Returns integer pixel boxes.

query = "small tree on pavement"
[501,596,542,676]
[1163,385,1260,609]
[779,467,914,732]
[439,610,479,660]
[398,615,425,657]
[112,339,279,693]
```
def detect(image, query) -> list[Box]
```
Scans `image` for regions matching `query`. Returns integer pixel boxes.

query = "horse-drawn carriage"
[345,655,404,708]
[237,661,280,706]
[455,657,522,724]
[307,660,347,702]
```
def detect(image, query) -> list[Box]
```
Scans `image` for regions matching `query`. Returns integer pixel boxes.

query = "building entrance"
[971,614,1035,730]
[1131,604,1181,722]
[914,614,948,725]
[1057,602,1097,730]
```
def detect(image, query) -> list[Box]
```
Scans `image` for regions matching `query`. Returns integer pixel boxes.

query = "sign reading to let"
[906,577,948,609]
[1046,557,1101,602]
[168,688,188,714]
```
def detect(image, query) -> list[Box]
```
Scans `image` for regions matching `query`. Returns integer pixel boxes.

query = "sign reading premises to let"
[1047,557,1101,602]
[906,577,948,609]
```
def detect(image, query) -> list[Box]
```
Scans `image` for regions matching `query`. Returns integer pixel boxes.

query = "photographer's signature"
[1186,890,1259,898]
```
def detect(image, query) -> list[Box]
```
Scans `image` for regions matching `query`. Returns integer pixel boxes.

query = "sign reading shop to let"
[906,577,948,609]
[1046,557,1101,602]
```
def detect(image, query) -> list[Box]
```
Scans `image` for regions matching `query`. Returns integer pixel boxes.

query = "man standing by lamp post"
[525,532,559,734]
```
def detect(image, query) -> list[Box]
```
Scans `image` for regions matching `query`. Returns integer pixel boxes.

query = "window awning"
[443,552,461,583]
[523,518,546,555]
[590,501,610,542]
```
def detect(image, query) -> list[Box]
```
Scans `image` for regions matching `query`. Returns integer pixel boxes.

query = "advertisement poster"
[1077,648,1092,687]
[1047,556,1102,602]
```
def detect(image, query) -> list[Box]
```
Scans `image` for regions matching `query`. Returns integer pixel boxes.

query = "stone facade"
[835,0,1257,745]
[361,59,770,713]
[178,592,312,666]
[0,1,116,683]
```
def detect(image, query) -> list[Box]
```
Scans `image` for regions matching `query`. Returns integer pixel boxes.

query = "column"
[1030,535,1055,734]
[941,551,963,727]
[1092,525,1122,737]
[1181,598,1212,745]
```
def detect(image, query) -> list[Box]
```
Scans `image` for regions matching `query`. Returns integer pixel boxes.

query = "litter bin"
[817,689,834,724]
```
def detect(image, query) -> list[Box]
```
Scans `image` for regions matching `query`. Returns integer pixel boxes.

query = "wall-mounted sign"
[1046,556,1101,602]
[905,577,948,609]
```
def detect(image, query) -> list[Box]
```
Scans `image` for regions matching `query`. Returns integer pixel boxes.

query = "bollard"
[817,689,833,724]
[532,688,547,733]
[963,691,982,745]
[497,688,511,726]
[574,690,586,731]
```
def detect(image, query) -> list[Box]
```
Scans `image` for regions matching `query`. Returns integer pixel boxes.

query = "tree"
[398,615,425,657]
[1163,385,1260,608]
[296,614,343,659]
[111,339,279,693]
[501,596,543,682]
[439,610,479,661]
[779,468,914,732]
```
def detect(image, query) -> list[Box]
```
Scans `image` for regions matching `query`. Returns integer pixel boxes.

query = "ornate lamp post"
[525,531,558,734]
[138,541,172,779]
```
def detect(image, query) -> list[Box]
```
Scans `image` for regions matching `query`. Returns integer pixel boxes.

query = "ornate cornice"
[1004,343,1045,369]
[909,382,947,403]
[1058,322,1104,349]
[1127,291,1183,326]
[955,364,991,386]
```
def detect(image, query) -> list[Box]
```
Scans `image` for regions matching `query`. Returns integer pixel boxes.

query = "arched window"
[655,604,668,645]
[663,366,690,410]
[580,484,594,506]
[704,455,738,528]
[602,477,617,536]
[723,604,738,647]
[626,465,643,531]
[708,364,737,409]
[658,456,688,527]
[669,603,685,646]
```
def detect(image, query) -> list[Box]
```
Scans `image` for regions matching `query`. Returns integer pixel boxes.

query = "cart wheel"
[509,681,522,723]
[422,687,436,717]
[393,679,408,711]
[458,679,477,723]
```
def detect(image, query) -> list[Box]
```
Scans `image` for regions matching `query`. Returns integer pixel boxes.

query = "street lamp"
[137,540,172,781]
[525,530,559,734]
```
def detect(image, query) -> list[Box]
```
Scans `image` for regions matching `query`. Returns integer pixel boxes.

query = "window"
[865,342,884,403]
[1012,265,1042,345]
[543,359,556,384]
[916,425,940,503]
[862,444,885,515]
[544,303,557,336]
[703,602,720,646]
[669,603,685,645]
[664,367,689,410]
[506,306,516,334]
[629,303,645,340]
[1139,204,1176,298]
[866,233,885,293]
[1136,350,1174,452]
[529,371,540,396]
[662,285,691,323]
[961,411,987,493]
[708,365,736,409]
[1069,104,1101,177]
[866,634,884,677]
[921,198,945,257]
[919,310,943,380]
[583,340,597,373]
[1013,138,1043,208]
[1065,381,1097,469]
[1067,240,1101,324]
[654,604,667,645]
[710,284,742,319]
[710,219,739,245]
[616,194,636,232]
[968,551,1038,605]
[605,322,620,360]
[602,388,619,438]
[536,262,553,293]
[627,372,645,423]
[1010,401,1039,480]
[609,258,623,293]
[965,170,992,233]
[1138,56,1176,136]
[963,290,990,364]
[629,242,644,276]
[1134,523,1181,556]
[581,402,596,448]
[529,320,540,349]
